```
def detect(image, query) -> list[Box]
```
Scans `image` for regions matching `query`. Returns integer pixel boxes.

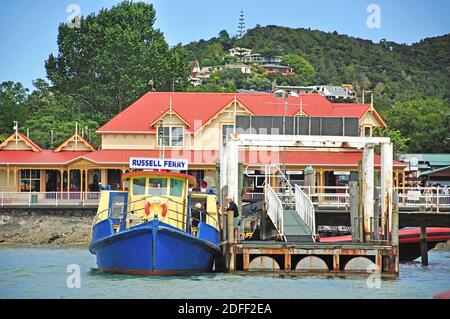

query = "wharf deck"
[223,240,397,274]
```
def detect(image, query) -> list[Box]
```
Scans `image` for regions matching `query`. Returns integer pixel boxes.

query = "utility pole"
[148,79,155,92]
[159,119,165,161]
[13,121,18,145]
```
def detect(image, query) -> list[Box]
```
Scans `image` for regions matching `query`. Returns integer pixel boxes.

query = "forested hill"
[184,25,450,111]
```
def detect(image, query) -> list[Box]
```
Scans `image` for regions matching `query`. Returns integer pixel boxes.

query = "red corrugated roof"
[97,92,374,133]
[0,150,89,164]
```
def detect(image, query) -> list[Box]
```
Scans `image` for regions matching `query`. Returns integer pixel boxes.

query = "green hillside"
[185,25,450,111]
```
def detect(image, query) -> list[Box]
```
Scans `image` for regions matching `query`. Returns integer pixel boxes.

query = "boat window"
[170,179,183,197]
[148,178,167,196]
[110,195,125,219]
[132,178,146,196]
[123,179,130,192]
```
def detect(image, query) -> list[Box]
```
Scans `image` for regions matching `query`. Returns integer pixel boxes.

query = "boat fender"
[145,202,152,216]
[161,202,168,218]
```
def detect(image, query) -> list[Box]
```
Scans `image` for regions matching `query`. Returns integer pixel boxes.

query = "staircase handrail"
[295,184,316,239]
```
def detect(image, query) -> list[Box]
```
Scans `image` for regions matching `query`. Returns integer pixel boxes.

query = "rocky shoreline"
[0,208,95,246]
[434,240,450,251]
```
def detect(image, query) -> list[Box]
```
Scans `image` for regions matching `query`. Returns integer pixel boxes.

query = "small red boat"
[320,227,450,262]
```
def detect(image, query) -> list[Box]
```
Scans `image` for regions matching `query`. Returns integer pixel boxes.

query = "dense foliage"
[382,99,450,153]
[185,25,450,111]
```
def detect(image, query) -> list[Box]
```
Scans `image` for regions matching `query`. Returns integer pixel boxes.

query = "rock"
[434,240,450,251]
[0,212,92,246]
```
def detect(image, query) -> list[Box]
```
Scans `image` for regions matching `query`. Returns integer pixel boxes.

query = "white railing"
[0,192,100,207]
[294,185,316,238]
[397,191,450,212]
[309,193,350,208]
[266,185,284,236]
[244,185,450,211]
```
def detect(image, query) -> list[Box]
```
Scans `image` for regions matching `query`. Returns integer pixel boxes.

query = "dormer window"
[158,126,184,147]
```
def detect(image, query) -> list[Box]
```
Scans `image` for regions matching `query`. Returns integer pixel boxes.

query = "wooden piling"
[227,211,234,243]
[349,181,360,242]
[238,162,244,237]
[284,253,291,272]
[391,210,400,273]
[420,225,428,266]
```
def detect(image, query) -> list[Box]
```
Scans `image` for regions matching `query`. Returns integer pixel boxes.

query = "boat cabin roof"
[122,171,196,187]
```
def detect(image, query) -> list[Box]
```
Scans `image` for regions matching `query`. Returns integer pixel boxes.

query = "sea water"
[0,247,449,299]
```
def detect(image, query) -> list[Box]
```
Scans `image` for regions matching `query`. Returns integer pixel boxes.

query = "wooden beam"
[420,226,428,266]
[40,169,46,192]
[67,169,71,192]
[362,145,375,242]
[380,143,393,239]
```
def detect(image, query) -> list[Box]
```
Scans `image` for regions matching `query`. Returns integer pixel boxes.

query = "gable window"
[363,126,372,137]
[158,126,184,147]
[222,124,235,145]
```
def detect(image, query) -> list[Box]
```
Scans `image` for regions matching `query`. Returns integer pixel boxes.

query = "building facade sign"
[129,157,188,170]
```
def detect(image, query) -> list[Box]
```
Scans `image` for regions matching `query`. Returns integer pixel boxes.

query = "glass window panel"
[222,125,234,145]
[170,179,183,197]
[21,170,30,179]
[110,195,125,219]
[31,179,40,192]
[171,127,184,146]
[148,178,167,196]
[31,170,40,179]
[21,180,30,192]
[132,178,146,196]
[158,127,171,146]
[123,180,130,192]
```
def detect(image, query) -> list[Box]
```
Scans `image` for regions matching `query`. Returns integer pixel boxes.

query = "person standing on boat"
[226,195,239,229]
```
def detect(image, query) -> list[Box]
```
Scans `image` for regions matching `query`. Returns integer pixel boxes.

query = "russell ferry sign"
[129,157,188,170]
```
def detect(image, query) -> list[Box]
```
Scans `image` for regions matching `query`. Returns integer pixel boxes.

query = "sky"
[0,0,449,91]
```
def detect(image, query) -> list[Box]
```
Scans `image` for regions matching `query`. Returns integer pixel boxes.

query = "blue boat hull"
[89,220,221,275]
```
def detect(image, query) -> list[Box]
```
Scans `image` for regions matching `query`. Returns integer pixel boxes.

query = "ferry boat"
[89,160,222,275]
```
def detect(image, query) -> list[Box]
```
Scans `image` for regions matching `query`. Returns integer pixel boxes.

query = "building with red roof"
[0,92,406,193]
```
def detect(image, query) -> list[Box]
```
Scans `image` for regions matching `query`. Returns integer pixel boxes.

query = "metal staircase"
[264,165,316,242]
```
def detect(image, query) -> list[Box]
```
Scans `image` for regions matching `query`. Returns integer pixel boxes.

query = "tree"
[237,10,246,39]
[383,99,450,153]
[243,77,272,91]
[25,115,100,149]
[45,1,189,123]
[281,54,315,83]
[373,127,410,157]
[22,80,100,149]
[0,81,29,136]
